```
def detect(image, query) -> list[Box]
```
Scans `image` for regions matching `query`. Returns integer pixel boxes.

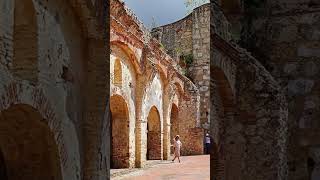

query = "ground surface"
[111,155,210,180]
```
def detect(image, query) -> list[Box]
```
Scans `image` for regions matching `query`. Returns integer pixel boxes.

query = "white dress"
[174,140,182,157]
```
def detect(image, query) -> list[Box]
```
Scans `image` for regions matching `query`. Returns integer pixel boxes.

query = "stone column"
[162,85,174,160]
[83,39,109,180]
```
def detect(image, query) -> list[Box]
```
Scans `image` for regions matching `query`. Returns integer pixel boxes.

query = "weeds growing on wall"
[180,54,194,81]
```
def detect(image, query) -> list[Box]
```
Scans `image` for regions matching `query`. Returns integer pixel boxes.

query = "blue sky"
[122,0,198,29]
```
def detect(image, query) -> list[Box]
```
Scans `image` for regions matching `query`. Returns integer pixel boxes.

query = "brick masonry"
[151,4,210,132]
[110,0,202,169]
[0,0,108,179]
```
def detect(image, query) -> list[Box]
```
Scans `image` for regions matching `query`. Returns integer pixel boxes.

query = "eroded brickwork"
[110,0,202,169]
[211,1,289,180]
[0,0,108,180]
[151,4,210,132]
[227,0,320,179]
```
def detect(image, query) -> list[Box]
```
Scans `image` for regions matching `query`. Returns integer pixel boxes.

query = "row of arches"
[0,104,62,180]
[110,42,181,168]
[1,0,108,179]
[110,94,179,168]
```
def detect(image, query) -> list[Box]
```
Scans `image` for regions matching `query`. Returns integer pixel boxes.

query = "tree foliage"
[184,0,209,14]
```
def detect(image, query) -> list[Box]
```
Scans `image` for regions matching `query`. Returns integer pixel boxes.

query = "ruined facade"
[242,1,320,179]
[0,0,317,179]
[0,0,110,179]
[210,1,288,179]
[110,0,203,169]
[217,0,320,179]
[151,4,211,131]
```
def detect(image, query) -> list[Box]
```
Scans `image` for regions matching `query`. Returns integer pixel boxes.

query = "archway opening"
[170,104,179,155]
[210,66,235,180]
[147,106,161,160]
[12,0,38,83]
[0,104,62,180]
[110,95,130,168]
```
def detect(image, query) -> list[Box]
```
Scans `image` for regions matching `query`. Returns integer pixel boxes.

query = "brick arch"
[0,82,81,180]
[210,66,236,180]
[65,0,106,40]
[12,0,38,84]
[110,95,130,168]
[0,104,62,180]
[173,81,184,97]
[146,106,161,160]
[170,103,179,155]
[140,69,162,108]
[111,41,142,74]
[110,42,137,89]
[211,48,236,95]
[156,64,169,89]
[161,83,180,160]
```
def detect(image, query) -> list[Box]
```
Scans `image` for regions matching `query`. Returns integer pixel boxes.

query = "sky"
[122,0,208,29]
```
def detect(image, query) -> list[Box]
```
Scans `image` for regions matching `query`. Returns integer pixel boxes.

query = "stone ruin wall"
[0,0,109,179]
[110,0,203,168]
[211,2,288,180]
[229,0,320,179]
[152,3,211,132]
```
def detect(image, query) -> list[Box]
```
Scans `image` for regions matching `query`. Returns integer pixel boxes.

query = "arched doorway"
[210,66,236,180]
[0,104,62,180]
[147,106,161,160]
[170,104,179,155]
[110,95,130,168]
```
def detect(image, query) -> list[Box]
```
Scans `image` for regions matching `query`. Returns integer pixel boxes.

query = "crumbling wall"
[211,2,288,179]
[235,0,320,179]
[151,3,210,132]
[0,0,109,179]
[110,0,202,168]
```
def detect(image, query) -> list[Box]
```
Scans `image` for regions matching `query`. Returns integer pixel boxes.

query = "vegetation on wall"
[179,53,194,80]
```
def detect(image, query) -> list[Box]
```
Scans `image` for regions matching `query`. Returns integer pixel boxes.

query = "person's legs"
[177,156,180,163]
[205,143,208,154]
[172,155,176,162]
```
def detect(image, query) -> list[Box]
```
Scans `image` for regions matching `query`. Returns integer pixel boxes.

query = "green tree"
[150,16,158,29]
[184,0,209,14]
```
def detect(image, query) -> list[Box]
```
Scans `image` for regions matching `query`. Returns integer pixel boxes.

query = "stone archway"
[110,95,130,168]
[170,104,179,155]
[210,66,236,180]
[147,106,161,160]
[0,104,62,180]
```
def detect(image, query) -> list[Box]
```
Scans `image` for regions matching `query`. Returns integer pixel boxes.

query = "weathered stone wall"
[110,45,136,168]
[152,3,211,134]
[0,0,109,179]
[234,0,320,179]
[211,2,288,179]
[110,0,202,169]
[211,34,288,180]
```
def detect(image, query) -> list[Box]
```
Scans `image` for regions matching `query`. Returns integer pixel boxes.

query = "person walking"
[172,135,182,163]
[204,133,211,154]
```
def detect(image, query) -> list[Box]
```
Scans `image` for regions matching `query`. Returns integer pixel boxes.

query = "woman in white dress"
[172,135,182,163]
